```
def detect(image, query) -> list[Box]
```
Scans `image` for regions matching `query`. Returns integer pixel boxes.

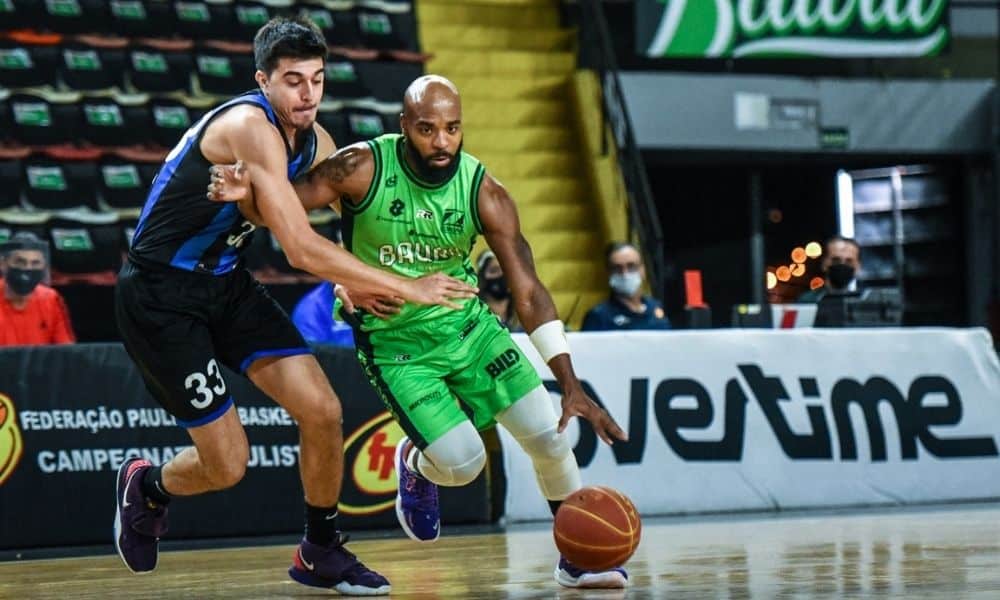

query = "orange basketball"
[553,486,641,571]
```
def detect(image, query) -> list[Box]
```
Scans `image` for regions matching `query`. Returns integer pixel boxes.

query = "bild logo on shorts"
[485,349,520,379]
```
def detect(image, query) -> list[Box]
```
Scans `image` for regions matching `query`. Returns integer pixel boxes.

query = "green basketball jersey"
[342,133,486,332]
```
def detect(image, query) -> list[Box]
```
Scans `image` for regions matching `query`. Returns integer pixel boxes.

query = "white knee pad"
[497,386,582,500]
[414,420,486,487]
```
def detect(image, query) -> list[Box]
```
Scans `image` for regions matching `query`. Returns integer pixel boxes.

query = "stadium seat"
[36,0,110,35]
[0,151,27,211]
[316,104,348,145]
[22,151,101,212]
[47,214,123,275]
[232,0,283,41]
[358,59,422,103]
[108,0,177,38]
[0,33,61,88]
[356,2,418,52]
[299,1,361,48]
[324,57,373,103]
[58,36,128,92]
[127,39,195,95]
[79,93,151,147]
[173,0,233,41]
[98,155,158,213]
[149,95,208,148]
[7,89,82,146]
[340,106,387,145]
[194,41,255,96]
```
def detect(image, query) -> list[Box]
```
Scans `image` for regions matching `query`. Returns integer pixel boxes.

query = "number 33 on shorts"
[185,358,227,409]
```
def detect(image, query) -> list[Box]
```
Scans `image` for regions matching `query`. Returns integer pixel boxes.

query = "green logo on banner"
[176,2,209,22]
[308,9,333,29]
[359,13,392,35]
[0,48,32,70]
[85,104,123,127]
[153,106,190,129]
[350,114,383,137]
[110,0,145,19]
[198,56,232,78]
[326,62,357,82]
[640,0,948,58]
[102,165,141,188]
[132,51,168,73]
[236,6,268,26]
[52,228,94,251]
[46,0,81,17]
[13,103,51,127]
[27,166,68,191]
[64,49,101,71]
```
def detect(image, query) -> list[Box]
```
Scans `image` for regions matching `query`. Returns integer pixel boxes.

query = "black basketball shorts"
[115,260,310,427]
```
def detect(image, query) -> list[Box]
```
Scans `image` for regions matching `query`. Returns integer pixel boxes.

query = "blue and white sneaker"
[554,556,628,588]
[394,436,440,542]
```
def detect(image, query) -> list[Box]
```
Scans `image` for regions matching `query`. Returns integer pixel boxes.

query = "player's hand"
[207,161,249,203]
[335,284,404,320]
[402,273,478,309]
[558,383,628,446]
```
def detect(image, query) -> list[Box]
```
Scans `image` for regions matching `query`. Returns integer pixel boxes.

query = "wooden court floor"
[4,505,1000,599]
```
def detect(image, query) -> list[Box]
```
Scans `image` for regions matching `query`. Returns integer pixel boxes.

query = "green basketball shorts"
[354,302,542,449]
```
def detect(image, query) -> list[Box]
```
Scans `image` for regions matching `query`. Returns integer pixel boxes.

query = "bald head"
[400,74,464,177]
[403,75,461,119]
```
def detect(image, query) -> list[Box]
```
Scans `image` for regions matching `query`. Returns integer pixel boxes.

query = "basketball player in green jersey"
[209,75,629,589]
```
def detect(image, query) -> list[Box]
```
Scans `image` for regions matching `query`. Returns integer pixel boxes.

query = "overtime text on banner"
[502,329,1000,521]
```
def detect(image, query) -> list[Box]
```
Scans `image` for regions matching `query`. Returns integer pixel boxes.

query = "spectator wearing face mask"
[0,232,76,346]
[581,242,670,331]
[798,235,863,302]
[476,250,523,332]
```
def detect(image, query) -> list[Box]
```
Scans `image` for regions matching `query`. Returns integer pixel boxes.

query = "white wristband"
[529,320,570,363]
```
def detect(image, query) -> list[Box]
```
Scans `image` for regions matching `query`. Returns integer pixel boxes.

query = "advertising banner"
[636,0,949,58]
[502,329,1000,521]
[0,344,490,550]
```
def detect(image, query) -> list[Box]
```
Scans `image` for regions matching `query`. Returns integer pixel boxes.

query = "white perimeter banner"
[501,328,1000,521]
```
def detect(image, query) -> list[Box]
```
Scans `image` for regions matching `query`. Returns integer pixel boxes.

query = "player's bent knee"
[206,454,248,490]
[447,448,486,486]
[520,425,571,463]
[298,393,343,431]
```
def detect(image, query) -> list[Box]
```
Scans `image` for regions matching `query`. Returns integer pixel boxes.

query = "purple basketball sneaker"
[114,457,168,573]
[289,534,391,595]
[394,436,440,542]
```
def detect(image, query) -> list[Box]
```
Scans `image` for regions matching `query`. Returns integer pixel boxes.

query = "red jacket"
[0,280,76,346]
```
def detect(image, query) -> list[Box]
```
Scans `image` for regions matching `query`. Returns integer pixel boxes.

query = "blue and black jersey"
[129,90,317,275]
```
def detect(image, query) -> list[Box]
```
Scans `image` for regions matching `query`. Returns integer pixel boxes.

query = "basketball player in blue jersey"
[113,18,475,595]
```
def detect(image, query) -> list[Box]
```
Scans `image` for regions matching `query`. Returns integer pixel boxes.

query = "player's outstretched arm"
[216,112,475,308]
[478,174,627,445]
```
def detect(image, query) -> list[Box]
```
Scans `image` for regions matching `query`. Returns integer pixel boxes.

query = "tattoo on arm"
[313,149,362,184]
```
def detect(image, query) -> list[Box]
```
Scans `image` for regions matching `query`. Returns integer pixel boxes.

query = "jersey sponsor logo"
[485,349,521,379]
[378,242,462,266]
[0,393,25,487]
[389,198,405,217]
[416,209,433,220]
[338,411,405,515]
[442,209,465,232]
[226,219,256,248]
[385,175,398,188]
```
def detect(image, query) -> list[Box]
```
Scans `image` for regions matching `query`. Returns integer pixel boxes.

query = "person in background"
[798,235,863,302]
[0,232,75,346]
[581,242,670,331]
[476,250,523,332]
[292,281,356,347]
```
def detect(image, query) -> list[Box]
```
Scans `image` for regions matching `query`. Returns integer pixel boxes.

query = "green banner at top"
[636,0,949,58]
